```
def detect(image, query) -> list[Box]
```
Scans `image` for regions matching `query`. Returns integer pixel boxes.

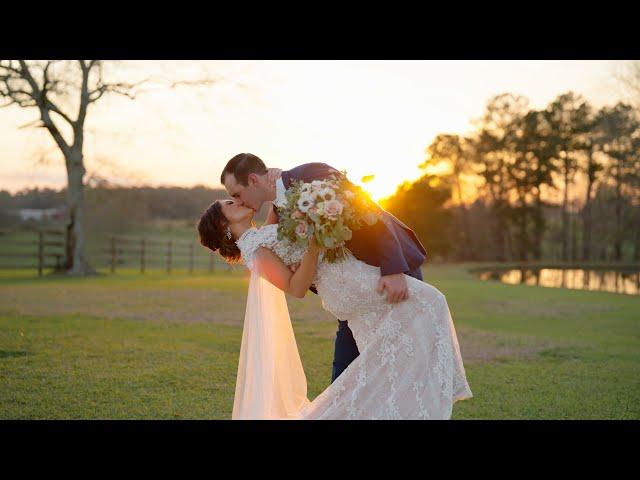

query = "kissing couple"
[198,153,472,419]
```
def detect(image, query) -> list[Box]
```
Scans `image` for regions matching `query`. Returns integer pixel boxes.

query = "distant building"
[15,207,66,222]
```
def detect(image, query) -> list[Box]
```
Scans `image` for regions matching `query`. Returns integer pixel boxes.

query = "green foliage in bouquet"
[276,172,381,263]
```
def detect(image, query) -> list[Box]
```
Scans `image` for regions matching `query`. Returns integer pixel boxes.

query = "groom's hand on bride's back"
[376,273,409,303]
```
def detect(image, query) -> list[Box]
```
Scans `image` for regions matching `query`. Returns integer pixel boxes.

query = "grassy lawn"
[0,264,638,419]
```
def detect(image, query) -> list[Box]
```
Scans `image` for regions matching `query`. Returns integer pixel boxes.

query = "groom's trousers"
[331,265,425,383]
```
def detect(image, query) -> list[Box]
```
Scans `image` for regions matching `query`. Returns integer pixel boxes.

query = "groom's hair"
[221,153,267,186]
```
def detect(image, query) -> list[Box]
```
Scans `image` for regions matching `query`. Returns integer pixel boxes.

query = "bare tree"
[614,60,640,108]
[0,60,232,275]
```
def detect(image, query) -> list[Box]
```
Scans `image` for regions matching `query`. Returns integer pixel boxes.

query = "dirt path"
[0,284,561,364]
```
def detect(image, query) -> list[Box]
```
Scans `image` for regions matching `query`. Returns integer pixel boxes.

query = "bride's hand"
[308,235,325,254]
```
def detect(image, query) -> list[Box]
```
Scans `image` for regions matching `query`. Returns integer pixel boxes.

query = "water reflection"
[478,268,640,295]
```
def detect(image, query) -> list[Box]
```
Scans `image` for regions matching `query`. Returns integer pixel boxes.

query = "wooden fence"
[0,228,65,276]
[0,228,233,275]
[96,235,230,274]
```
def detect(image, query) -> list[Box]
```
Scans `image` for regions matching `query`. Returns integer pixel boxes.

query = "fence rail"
[97,236,225,274]
[0,228,65,276]
[0,228,231,276]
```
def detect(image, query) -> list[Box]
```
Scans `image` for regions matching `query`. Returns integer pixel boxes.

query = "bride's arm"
[253,239,321,298]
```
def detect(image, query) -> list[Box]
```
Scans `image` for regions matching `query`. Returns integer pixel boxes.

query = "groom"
[220,153,427,383]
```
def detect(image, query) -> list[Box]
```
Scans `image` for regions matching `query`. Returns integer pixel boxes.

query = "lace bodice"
[236,224,308,271]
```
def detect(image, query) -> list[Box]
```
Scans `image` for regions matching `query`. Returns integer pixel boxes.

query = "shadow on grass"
[0,350,32,359]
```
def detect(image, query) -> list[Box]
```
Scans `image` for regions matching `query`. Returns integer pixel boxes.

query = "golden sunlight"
[356,175,398,204]
[352,165,426,204]
[421,160,452,177]
[354,159,481,206]
[354,161,454,204]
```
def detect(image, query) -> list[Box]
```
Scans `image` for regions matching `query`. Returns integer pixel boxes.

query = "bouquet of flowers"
[276,172,382,263]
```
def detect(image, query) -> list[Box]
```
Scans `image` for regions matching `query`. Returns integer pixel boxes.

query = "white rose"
[297,193,314,213]
[316,187,336,202]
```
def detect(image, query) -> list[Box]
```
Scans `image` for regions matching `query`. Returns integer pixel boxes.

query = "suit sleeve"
[291,163,342,183]
[373,214,411,276]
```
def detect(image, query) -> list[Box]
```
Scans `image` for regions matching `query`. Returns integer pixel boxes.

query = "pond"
[477,268,640,295]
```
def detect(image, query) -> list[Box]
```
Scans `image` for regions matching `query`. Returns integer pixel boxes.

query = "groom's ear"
[247,172,260,187]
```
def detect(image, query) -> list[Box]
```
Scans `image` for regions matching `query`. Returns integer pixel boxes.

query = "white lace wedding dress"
[233,224,472,420]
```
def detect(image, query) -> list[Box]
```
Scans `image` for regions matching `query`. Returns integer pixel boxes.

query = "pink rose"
[295,221,308,238]
[323,199,344,219]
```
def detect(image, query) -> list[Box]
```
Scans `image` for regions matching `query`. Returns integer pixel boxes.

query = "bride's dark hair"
[197,201,242,263]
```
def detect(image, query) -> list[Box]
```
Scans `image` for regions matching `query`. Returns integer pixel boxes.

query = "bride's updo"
[197,201,242,263]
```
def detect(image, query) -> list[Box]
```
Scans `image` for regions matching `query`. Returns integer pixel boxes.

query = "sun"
[355,164,457,204]
[359,181,394,204]
[354,171,420,204]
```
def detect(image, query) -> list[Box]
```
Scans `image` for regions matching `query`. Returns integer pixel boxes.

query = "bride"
[198,199,472,420]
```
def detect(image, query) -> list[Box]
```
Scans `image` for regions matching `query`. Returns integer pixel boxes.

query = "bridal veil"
[231,268,311,420]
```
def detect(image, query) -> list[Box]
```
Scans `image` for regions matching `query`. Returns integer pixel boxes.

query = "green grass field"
[0,263,638,419]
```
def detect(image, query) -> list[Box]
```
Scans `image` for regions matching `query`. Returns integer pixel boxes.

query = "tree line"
[0,185,229,233]
[383,92,640,263]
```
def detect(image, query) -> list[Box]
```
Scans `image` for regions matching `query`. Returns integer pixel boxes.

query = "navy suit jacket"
[274,162,427,276]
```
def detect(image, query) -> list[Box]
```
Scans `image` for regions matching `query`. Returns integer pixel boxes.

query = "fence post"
[140,238,146,274]
[167,240,172,274]
[62,227,68,270]
[38,231,44,277]
[110,236,116,273]
[188,243,194,274]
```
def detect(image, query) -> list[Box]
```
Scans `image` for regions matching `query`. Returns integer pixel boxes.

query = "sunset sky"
[0,60,626,201]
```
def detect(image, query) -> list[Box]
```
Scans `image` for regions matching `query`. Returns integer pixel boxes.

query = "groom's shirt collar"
[273,177,286,208]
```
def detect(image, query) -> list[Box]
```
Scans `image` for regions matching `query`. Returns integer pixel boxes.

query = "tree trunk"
[487,179,505,262]
[571,213,579,262]
[582,156,594,262]
[461,205,474,260]
[496,159,508,262]
[514,186,528,262]
[532,189,544,261]
[562,157,570,262]
[505,215,514,261]
[65,149,95,275]
[634,214,640,262]
[493,205,507,262]
[455,175,474,260]
[614,159,623,261]
[519,209,528,262]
